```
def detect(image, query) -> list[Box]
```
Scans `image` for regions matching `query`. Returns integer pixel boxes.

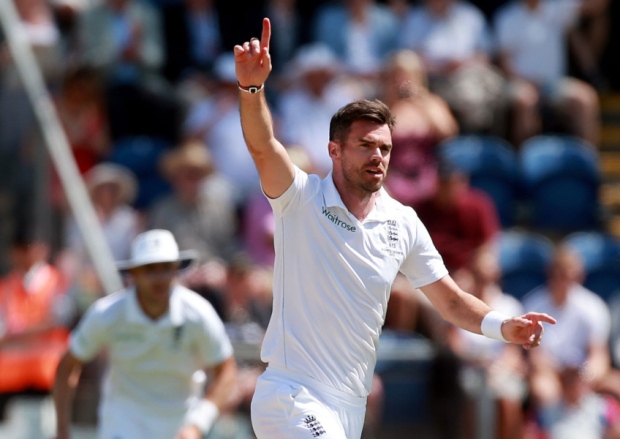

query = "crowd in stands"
[1,0,620,438]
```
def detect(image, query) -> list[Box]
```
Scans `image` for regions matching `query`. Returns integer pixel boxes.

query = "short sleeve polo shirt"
[262,167,448,397]
[70,285,233,418]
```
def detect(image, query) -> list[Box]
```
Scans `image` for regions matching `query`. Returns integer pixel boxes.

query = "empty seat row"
[438,134,601,232]
[498,230,620,303]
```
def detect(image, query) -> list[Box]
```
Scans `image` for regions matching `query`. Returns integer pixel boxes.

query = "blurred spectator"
[264,0,302,75]
[568,0,610,88]
[210,257,273,438]
[223,257,272,343]
[183,53,260,205]
[379,49,459,207]
[148,140,238,314]
[447,248,527,439]
[76,0,163,86]
[0,0,62,153]
[54,66,109,177]
[398,0,506,135]
[613,294,620,369]
[277,43,360,176]
[530,365,620,439]
[468,0,510,21]
[415,157,500,274]
[522,246,614,408]
[76,0,183,142]
[242,146,314,268]
[160,0,222,84]
[386,0,412,24]
[48,0,98,58]
[58,163,141,305]
[311,0,398,78]
[0,231,72,414]
[494,0,600,146]
[149,139,239,264]
[7,0,63,82]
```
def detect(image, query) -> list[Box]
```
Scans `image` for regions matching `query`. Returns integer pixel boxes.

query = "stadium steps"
[598,93,620,237]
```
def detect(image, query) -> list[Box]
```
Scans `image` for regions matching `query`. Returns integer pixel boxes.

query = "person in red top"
[0,231,73,400]
[415,158,500,274]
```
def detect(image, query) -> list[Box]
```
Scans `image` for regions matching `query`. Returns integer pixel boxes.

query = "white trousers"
[251,366,367,439]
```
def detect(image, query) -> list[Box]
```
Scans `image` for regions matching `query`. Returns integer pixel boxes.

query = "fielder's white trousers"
[251,365,367,439]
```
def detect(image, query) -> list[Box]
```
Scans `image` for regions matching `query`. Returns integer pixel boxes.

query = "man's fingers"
[250,38,261,55]
[526,312,557,325]
[233,45,245,56]
[261,17,271,50]
[521,312,557,325]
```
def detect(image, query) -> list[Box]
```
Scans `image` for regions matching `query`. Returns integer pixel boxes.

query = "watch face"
[238,83,264,93]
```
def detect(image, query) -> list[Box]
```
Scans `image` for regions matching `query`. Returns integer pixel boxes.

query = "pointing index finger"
[261,17,271,50]
[528,312,557,325]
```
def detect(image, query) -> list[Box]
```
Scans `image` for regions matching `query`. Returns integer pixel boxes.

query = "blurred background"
[2,0,620,438]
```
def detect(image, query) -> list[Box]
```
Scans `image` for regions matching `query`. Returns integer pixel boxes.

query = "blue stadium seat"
[562,231,620,303]
[109,136,173,209]
[519,135,601,232]
[498,230,554,300]
[438,135,520,227]
[375,332,435,427]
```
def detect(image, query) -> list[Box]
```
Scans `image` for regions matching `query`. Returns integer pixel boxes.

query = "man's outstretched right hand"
[234,18,272,88]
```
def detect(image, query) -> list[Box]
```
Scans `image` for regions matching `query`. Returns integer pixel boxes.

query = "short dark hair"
[329,99,396,144]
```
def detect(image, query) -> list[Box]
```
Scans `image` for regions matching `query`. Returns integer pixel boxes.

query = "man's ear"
[328,141,340,159]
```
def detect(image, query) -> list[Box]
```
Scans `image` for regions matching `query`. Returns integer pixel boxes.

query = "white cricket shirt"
[263,167,448,397]
[70,285,233,421]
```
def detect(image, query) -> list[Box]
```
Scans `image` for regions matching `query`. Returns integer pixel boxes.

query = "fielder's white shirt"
[263,167,448,397]
[70,285,233,422]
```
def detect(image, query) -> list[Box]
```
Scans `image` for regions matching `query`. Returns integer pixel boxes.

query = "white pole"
[0,0,123,294]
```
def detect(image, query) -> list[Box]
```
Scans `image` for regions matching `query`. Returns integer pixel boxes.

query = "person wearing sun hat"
[148,140,239,318]
[149,139,239,265]
[52,229,237,439]
[58,162,143,305]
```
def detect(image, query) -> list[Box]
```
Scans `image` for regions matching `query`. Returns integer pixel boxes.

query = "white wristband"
[481,310,509,343]
[184,399,219,434]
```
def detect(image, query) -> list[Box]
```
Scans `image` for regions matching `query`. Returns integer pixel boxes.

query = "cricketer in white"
[236,18,556,439]
[52,230,236,439]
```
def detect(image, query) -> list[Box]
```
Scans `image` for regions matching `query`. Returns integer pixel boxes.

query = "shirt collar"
[126,285,184,327]
[321,172,390,222]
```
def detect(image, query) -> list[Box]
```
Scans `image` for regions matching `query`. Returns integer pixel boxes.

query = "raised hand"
[502,312,557,350]
[234,18,272,88]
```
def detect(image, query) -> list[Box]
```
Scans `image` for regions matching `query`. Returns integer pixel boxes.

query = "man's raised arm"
[234,18,295,199]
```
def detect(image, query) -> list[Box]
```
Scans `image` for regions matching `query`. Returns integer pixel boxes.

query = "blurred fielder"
[52,229,236,439]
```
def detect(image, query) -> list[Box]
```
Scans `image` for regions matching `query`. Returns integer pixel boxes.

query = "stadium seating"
[109,136,173,209]
[562,231,620,303]
[375,332,435,428]
[519,135,601,233]
[437,135,520,227]
[497,230,555,300]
